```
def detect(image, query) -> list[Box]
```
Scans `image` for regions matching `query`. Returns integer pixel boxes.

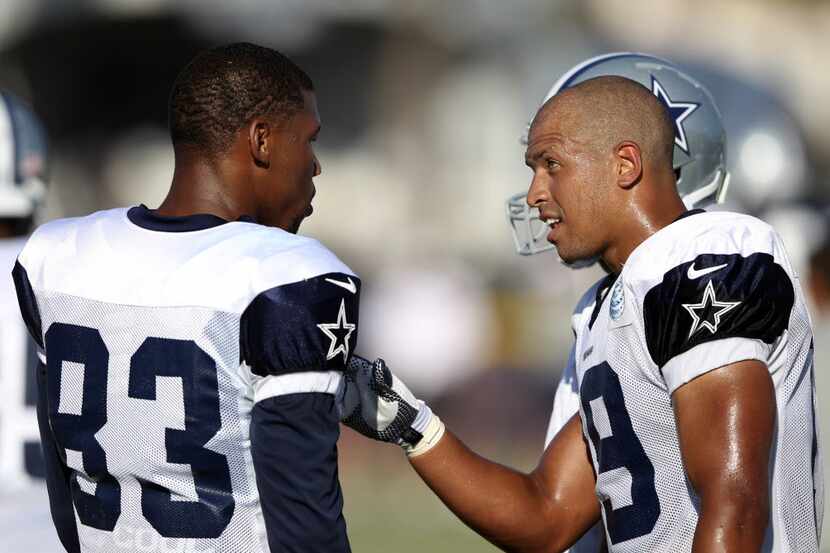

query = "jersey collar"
[127,204,256,232]
[673,208,706,223]
[620,208,708,273]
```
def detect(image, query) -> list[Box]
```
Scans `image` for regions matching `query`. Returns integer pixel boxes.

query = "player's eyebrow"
[524,149,545,167]
[524,135,565,166]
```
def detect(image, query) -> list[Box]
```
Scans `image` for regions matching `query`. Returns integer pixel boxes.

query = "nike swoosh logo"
[325,276,357,294]
[687,262,728,280]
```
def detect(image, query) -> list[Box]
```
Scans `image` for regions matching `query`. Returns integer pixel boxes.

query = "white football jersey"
[13,206,361,553]
[555,210,822,552]
[545,279,606,553]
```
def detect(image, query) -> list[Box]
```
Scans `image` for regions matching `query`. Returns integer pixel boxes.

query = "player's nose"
[526,173,550,208]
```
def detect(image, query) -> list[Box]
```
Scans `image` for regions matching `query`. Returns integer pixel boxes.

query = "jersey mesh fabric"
[574,211,820,552]
[14,208,359,553]
[775,292,822,551]
[590,323,699,550]
[37,291,268,553]
[545,281,605,553]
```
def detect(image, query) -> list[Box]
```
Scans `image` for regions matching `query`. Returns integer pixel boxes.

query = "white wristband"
[404,410,446,458]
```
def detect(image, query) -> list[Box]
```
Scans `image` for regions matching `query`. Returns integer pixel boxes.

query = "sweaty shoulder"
[624,211,795,383]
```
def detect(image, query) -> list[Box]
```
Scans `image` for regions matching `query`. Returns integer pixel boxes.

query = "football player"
[341,74,821,552]
[0,90,48,487]
[13,43,358,553]
[0,91,63,553]
[507,53,731,553]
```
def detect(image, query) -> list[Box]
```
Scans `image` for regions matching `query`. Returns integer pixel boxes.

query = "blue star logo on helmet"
[651,76,700,155]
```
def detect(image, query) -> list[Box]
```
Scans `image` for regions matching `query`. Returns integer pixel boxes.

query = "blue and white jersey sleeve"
[238,240,359,553]
[240,242,361,404]
[631,213,797,394]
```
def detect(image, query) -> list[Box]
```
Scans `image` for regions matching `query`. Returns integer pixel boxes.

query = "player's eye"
[546,158,560,171]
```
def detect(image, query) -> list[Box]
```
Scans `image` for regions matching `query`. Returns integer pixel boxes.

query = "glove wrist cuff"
[404,404,445,458]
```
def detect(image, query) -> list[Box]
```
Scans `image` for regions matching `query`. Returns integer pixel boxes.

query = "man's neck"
[158,154,251,221]
[601,194,687,274]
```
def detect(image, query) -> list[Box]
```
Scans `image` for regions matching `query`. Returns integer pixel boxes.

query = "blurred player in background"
[0,90,48,487]
[506,52,731,553]
[341,74,821,552]
[0,91,62,553]
[13,43,358,553]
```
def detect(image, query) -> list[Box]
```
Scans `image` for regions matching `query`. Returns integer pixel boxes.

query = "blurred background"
[1,0,829,551]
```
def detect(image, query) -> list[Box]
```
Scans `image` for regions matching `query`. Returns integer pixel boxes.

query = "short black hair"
[168,42,313,156]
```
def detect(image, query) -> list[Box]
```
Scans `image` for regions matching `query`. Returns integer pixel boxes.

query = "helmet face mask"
[508,52,729,262]
[0,92,48,222]
[506,192,554,256]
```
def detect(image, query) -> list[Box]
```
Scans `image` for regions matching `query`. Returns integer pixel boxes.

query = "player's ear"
[615,141,642,189]
[248,118,271,169]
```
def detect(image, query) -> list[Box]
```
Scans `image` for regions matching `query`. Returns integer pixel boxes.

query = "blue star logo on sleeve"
[681,280,741,339]
[651,76,700,155]
[317,298,356,363]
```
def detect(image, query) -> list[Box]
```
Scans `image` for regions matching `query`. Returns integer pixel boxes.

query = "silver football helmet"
[507,52,729,257]
[0,91,47,220]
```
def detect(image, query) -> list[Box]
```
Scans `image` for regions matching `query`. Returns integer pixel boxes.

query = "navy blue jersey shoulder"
[643,252,794,368]
[12,260,43,348]
[250,393,350,552]
[240,272,361,376]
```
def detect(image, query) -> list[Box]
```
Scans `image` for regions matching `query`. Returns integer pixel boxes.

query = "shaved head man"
[340,76,821,553]
[525,76,678,267]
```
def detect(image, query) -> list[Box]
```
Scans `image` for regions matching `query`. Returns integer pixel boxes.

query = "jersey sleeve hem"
[253,371,344,405]
[663,336,770,394]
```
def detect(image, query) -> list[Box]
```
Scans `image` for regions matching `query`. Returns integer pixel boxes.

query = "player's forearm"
[691,496,769,553]
[340,359,595,551]
[409,430,568,553]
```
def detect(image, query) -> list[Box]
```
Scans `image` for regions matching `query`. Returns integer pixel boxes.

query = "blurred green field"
[344,476,499,552]
[339,432,539,553]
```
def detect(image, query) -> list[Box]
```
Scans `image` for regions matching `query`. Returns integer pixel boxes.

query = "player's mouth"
[540,214,562,242]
